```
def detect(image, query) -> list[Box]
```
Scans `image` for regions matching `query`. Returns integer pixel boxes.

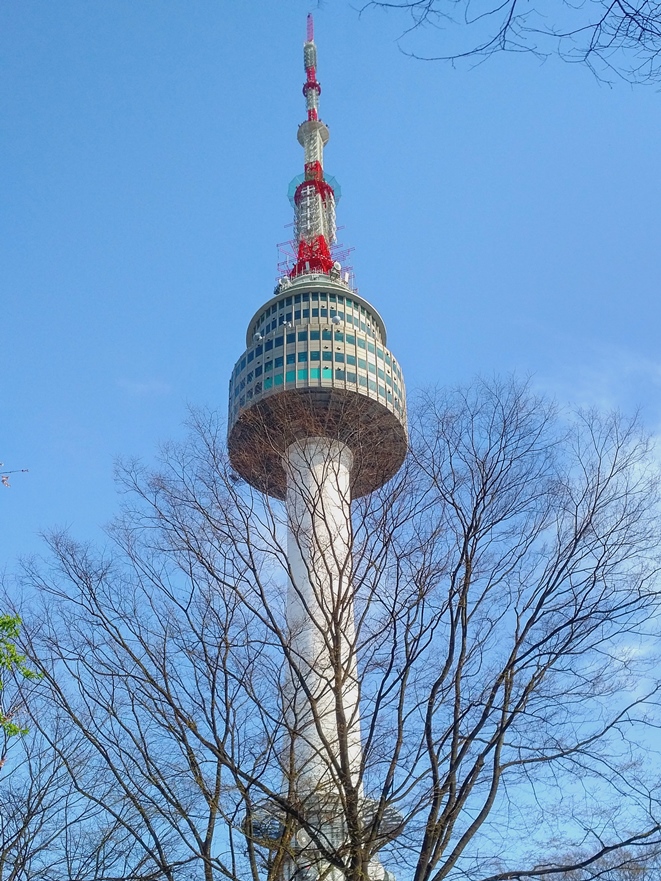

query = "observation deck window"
[298,352,308,362]
[347,372,357,383]
[298,369,307,381]
[286,333,295,343]
[294,294,301,303]
[334,331,344,342]
[264,377,273,390]
[310,350,320,361]
[275,336,283,347]
[275,356,283,368]
[310,330,320,340]
[303,309,310,318]
[286,370,295,383]
[336,369,345,380]
[322,352,332,362]
[275,373,284,385]
[265,360,273,372]
[346,333,355,345]
[255,366,263,378]
[286,353,295,364]
[357,338,366,350]
[265,339,273,351]
[295,310,301,320]
[346,354,356,366]
[302,293,309,302]
[312,308,319,318]
[322,329,332,341]
[335,352,344,363]
[298,331,308,341]
[310,368,320,379]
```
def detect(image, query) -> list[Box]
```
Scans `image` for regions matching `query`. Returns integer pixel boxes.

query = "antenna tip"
[306,13,314,42]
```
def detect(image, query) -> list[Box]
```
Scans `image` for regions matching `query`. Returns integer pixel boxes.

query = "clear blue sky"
[2,1,660,562]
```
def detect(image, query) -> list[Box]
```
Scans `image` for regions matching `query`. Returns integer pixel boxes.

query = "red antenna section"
[290,16,337,278]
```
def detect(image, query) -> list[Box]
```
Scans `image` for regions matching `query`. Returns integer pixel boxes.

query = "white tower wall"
[284,438,362,799]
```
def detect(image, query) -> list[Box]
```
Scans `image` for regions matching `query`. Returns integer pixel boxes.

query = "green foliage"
[0,614,39,738]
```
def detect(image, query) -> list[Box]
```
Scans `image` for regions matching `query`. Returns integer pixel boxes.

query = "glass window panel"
[310,368,320,379]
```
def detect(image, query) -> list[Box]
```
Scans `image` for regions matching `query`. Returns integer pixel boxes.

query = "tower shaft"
[285,438,362,798]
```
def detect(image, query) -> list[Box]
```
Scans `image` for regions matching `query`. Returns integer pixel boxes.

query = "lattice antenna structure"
[290,13,337,277]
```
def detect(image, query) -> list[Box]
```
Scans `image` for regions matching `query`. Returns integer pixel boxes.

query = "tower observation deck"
[227,16,406,881]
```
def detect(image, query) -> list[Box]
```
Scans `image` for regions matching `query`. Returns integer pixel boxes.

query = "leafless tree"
[361,0,661,83]
[11,378,661,881]
[0,659,163,880]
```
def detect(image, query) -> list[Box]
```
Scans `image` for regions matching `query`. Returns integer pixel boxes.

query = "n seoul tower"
[228,15,407,881]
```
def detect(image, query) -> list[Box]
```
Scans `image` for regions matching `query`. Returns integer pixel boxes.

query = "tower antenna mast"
[291,13,337,277]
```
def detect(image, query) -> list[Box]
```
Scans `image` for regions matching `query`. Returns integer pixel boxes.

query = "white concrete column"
[284,437,362,800]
